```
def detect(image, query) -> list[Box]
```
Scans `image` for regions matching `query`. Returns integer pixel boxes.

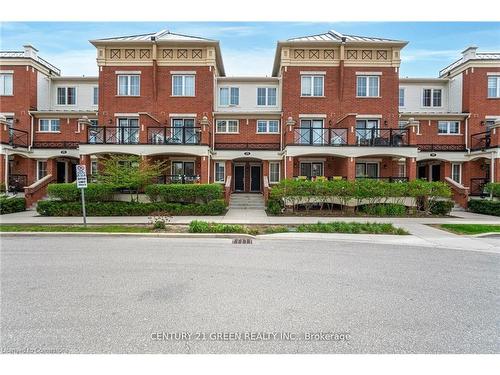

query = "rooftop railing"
[470,131,491,151]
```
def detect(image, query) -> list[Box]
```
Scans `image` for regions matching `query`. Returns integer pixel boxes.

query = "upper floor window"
[485,119,496,130]
[301,75,324,97]
[216,120,238,133]
[39,119,60,132]
[0,73,13,95]
[219,87,239,106]
[487,76,500,98]
[438,121,460,135]
[422,88,442,107]
[117,75,140,96]
[257,87,277,106]
[357,76,380,97]
[93,87,98,105]
[257,120,279,134]
[399,88,405,107]
[57,87,76,105]
[172,75,195,96]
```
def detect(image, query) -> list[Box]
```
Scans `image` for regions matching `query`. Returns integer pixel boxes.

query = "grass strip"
[439,224,500,235]
[0,225,151,233]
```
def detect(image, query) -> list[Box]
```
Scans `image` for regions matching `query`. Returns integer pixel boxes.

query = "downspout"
[490,151,495,199]
[4,149,8,188]
[464,113,471,153]
[28,111,34,151]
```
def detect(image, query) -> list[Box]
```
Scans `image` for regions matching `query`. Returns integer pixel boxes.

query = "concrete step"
[229,194,265,209]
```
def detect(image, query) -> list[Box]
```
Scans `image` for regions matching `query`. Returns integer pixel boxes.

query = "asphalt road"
[1,235,498,354]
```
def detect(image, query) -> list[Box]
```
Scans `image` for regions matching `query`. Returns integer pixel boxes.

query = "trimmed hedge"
[145,184,222,204]
[36,199,226,216]
[485,183,500,198]
[468,200,500,216]
[47,183,115,202]
[189,221,246,233]
[0,197,26,215]
[358,204,407,216]
[429,200,454,216]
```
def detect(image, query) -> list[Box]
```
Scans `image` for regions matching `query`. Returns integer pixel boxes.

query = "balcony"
[417,144,466,152]
[469,177,489,196]
[8,174,27,192]
[86,126,202,145]
[293,128,348,146]
[1,127,29,148]
[355,128,408,147]
[33,141,79,149]
[214,142,280,150]
[470,131,491,151]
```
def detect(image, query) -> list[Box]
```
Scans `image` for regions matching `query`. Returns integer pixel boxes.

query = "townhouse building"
[1,29,499,207]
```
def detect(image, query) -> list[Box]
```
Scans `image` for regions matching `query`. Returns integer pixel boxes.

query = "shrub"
[429,200,454,216]
[188,221,246,233]
[0,197,26,215]
[296,221,408,235]
[145,184,222,204]
[0,183,6,193]
[149,212,171,230]
[47,183,115,202]
[468,200,500,216]
[358,204,407,216]
[36,199,227,216]
[266,199,282,215]
[485,183,500,198]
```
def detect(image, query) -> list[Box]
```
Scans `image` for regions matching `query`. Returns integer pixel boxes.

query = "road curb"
[471,232,500,238]
[0,232,256,240]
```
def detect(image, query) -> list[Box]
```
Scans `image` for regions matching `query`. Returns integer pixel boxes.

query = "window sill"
[115,95,141,97]
[37,131,61,133]
[256,132,280,134]
[487,97,500,99]
[215,132,240,134]
[0,94,14,97]
[300,95,325,98]
[437,133,462,136]
[356,96,381,99]
[170,95,196,98]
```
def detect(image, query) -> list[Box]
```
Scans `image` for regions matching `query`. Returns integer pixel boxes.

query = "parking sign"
[76,165,88,189]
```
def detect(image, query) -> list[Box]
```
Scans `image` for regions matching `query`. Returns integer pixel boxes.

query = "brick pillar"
[346,157,356,181]
[406,157,417,181]
[79,154,91,172]
[46,158,57,178]
[0,153,5,187]
[442,161,451,182]
[404,119,419,146]
[493,157,500,183]
[285,156,294,179]
[200,155,209,183]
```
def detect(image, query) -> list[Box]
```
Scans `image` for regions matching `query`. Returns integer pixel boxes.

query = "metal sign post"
[76,165,88,226]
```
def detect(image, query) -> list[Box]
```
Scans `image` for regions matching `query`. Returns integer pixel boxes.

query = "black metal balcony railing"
[5,127,29,148]
[469,177,489,196]
[470,131,491,151]
[88,126,140,144]
[214,142,281,150]
[293,128,348,146]
[355,128,408,147]
[417,144,466,152]
[8,174,27,192]
[33,141,79,149]
[148,127,201,145]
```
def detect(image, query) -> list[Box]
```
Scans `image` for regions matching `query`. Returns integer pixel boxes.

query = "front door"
[431,164,441,182]
[56,161,66,183]
[250,165,261,192]
[234,165,245,192]
[418,165,427,180]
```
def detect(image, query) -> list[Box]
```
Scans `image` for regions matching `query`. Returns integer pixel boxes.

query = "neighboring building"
[1,29,499,207]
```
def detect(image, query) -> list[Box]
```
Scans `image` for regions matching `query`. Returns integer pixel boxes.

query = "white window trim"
[422,88,443,108]
[117,74,140,96]
[0,72,14,96]
[216,119,239,134]
[171,160,196,175]
[487,76,500,98]
[218,86,239,107]
[171,74,195,97]
[399,87,405,107]
[36,160,48,181]
[356,75,380,98]
[38,119,60,133]
[56,86,77,106]
[355,162,380,178]
[214,162,225,183]
[299,161,324,177]
[269,162,280,184]
[256,120,280,134]
[451,163,462,184]
[93,86,99,106]
[300,75,324,97]
[437,121,461,135]
[115,71,142,75]
[256,87,278,106]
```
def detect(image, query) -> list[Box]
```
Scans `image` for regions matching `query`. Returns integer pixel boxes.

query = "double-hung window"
[219,87,239,106]
[356,162,379,178]
[451,163,462,184]
[37,161,47,181]
[257,87,277,106]
[216,120,239,133]
[301,75,324,97]
[215,162,225,183]
[39,119,60,132]
[437,121,460,135]
[0,73,13,95]
[357,76,380,97]
[487,76,500,98]
[172,75,195,96]
[398,88,405,107]
[300,162,323,179]
[257,120,279,134]
[269,162,280,183]
[57,87,76,105]
[93,87,98,105]
[299,119,325,145]
[117,75,140,96]
[422,88,442,107]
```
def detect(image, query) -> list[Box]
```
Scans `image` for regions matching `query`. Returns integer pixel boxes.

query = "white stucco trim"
[285,146,418,158]
[299,114,327,118]
[170,71,197,75]
[356,114,383,119]
[115,71,141,75]
[299,71,326,75]
[168,113,197,117]
[78,144,210,157]
[114,113,139,117]
[211,150,282,161]
[355,71,382,75]
[0,70,14,74]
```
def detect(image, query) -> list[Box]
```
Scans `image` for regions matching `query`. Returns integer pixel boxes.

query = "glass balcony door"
[300,119,325,145]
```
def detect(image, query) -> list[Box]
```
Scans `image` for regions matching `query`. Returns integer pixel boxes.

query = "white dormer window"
[219,87,239,106]
[57,87,76,105]
[257,87,277,106]
[487,76,500,98]
[423,88,442,107]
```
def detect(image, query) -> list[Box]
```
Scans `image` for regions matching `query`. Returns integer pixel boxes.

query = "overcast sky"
[1,22,499,77]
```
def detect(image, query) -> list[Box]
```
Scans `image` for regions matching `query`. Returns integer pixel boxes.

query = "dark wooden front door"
[56,162,66,183]
[250,165,261,192]
[234,165,245,191]
[431,164,441,182]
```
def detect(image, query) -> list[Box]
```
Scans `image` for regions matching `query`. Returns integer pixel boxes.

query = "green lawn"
[439,224,500,235]
[0,225,151,233]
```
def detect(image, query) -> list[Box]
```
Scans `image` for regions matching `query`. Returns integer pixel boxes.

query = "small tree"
[97,155,167,201]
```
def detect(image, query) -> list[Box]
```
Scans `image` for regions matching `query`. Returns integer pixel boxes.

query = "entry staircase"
[228,193,265,210]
